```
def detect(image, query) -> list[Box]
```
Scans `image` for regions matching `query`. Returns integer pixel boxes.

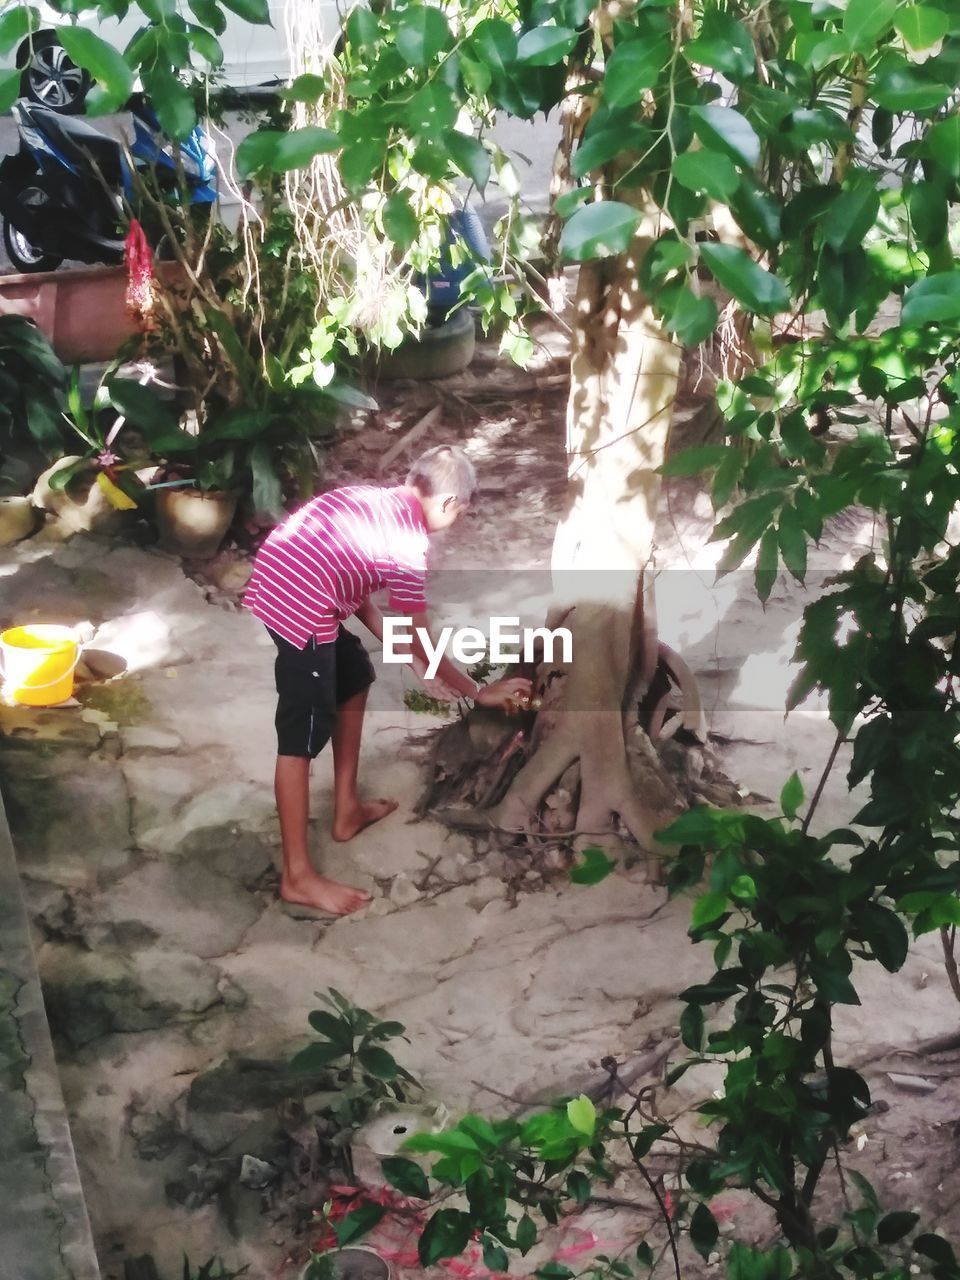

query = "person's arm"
[354,597,385,645]
[405,611,532,710]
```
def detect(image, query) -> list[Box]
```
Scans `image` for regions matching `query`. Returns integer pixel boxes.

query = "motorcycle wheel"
[20,33,90,114]
[3,215,62,275]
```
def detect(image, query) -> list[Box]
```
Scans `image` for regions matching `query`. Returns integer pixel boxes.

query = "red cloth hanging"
[124,217,157,332]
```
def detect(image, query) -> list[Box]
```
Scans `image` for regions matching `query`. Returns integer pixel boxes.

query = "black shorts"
[269,625,376,759]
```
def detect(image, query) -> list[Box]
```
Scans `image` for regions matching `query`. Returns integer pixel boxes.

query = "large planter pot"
[298,1246,392,1280]
[0,262,185,363]
[155,487,239,559]
[375,308,476,381]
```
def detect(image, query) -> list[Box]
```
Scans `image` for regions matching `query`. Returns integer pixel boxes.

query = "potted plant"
[125,173,375,555]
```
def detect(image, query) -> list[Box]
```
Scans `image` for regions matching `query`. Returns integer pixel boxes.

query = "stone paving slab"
[0,788,101,1280]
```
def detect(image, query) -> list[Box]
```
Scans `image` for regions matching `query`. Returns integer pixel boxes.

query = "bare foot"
[331,797,398,842]
[280,870,371,916]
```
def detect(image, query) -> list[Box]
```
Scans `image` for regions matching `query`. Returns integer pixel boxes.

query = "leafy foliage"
[291,989,418,1149]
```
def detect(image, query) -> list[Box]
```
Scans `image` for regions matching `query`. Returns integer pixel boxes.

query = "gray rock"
[238,1154,277,1189]
[39,943,224,1048]
[0,749,134,889]
[33,457,129,539]
[84,859,263,960]
[886,1072,938,1094]
[388,873,420,908]
[0,495,37,546]
[121,727,184,752]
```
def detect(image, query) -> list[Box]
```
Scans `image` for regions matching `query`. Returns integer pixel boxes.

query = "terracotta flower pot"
[155,486,238,559]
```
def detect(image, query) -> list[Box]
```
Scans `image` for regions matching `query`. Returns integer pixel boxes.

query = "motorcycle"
[0,96,217,274]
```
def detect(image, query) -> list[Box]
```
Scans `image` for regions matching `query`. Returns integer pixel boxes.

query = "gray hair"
[406,445,477,503]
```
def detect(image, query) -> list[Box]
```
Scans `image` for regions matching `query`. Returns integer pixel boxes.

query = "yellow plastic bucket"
[0,625,80,706]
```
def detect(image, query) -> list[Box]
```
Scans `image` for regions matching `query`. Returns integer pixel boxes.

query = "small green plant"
[403,687,453,717]
[291,989,419,1136]
[181,1257,248,1280]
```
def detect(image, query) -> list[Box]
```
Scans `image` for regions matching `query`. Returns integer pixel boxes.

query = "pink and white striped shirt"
[243,485,429,648]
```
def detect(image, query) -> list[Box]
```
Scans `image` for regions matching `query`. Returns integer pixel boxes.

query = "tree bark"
[490,222,686,852]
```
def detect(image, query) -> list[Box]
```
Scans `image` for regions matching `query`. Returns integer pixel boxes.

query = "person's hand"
[475,676,533,712]
[411,653,460,702]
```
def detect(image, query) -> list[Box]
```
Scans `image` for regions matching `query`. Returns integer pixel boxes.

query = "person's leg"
[270,630,371,915]
[330,686,398,841]
[329,627,398,842]
[276,753,371,913]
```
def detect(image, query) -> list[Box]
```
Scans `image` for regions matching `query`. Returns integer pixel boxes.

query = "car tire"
[375,308,477,381]
[20,33,90,114]
[3,214,62,274]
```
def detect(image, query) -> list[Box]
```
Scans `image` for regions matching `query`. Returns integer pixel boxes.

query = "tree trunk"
[493,226,683,849]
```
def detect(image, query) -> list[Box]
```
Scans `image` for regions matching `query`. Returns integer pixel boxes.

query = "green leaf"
[754,525,778,602]
[335,1204,388,1247]
[780,772,804,820]
[699,243,789,316]
[927,113,960,178]
[306,1009,352,1047]
[516,1214,538,1254]
[877,1212,919,1245]
[777,506,807,583]
[874,58,951,113]
[566,1094,596,1137]
[56,25,133,109]
[635,1243,654,1268]
[339,138,384,191]
[559,201,641,260]
[895,6,949,51]
[0,66,24,113]
[856,903,909,972]
[690,1203,719,1261]
[672,150,740,202]
[0,5,39,56]
[381,1156,430,1200]
[907,181,948,248]
[902,273,960,327]
[679,1003,704,1051]
[569,846,616,885]
[516,25,577,66]
[913,1236,956,1268]
[219,0,269,22]
[822,179,880,252]
[843,0,897,52]
[662,288,718,347]
[690,105,760,169]
[418,1209,473,1266]
[357,1045,399,1079]
[603,37,668,108]
[280,73,326,103]
[236,126,340,178]
[383,191,418,251]
[685,11,754,81]
[566,1170,591,1205]
[396,5,452,67]
[483,1239,510,1272]
[469,19,517,77]
[107,379,179,434]
[140,66,195,137]
[290,1041,348,1073]
[660,444,729,477]
[189,0,226,35]
[443,131,490,191]
[250,441,283,520]
[188,27,223,68]
[692,891,728,928]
